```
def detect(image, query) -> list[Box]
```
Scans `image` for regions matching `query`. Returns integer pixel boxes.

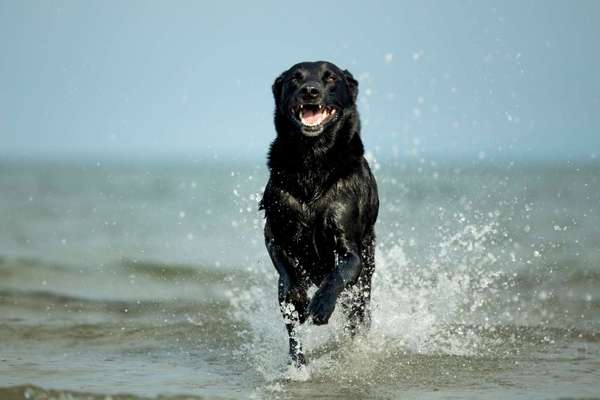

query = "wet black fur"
[260,61,379,367]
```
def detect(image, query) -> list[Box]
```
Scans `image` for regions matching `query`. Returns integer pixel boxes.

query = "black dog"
[260,61,379,367]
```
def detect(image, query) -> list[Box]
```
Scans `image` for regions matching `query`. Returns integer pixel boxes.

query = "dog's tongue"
[301,108,326,126]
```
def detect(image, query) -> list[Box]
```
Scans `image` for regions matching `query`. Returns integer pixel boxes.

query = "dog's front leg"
[278,275,307,367]
[265,229,308,366]
[309,236,362,325]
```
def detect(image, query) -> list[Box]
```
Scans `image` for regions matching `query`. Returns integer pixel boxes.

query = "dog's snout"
[301,84,322,99]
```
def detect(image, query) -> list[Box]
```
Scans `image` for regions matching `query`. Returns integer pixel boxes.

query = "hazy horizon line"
[1,150,598,167]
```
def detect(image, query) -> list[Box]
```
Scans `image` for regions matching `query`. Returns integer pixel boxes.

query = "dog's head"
[272,61,358,138]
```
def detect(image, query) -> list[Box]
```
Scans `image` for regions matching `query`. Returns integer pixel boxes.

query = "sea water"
[0,159,598,399]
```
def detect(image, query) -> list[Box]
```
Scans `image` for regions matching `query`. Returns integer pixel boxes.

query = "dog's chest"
[286,196,321,237]
[283,199,333,279]
[273,192,327,249]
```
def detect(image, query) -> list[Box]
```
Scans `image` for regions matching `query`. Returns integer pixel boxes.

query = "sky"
[0,0,599,162]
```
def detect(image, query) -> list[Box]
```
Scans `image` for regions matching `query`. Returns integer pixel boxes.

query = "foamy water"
[228,217,510,385]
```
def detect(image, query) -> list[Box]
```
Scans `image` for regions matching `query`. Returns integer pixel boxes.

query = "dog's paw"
[286,354,310,381]
[289,349,307,368]
[309,286,337,325]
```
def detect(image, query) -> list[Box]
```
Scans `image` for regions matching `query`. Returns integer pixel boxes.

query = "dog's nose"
[301,85,321,99]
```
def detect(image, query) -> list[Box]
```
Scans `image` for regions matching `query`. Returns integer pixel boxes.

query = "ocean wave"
[0,256,242,305]
[0,385,207,400]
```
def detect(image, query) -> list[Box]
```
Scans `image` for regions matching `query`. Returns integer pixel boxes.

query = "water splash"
[227,215,511,385]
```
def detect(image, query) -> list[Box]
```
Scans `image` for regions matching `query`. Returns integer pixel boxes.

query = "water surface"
[1,160,599,399]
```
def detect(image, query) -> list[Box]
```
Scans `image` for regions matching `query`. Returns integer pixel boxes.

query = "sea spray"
[227,215,512,383]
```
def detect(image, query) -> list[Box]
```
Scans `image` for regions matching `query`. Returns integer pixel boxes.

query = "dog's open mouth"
[294,104,337,134]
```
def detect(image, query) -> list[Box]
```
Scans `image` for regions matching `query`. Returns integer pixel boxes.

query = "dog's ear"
[343,69,358,102]
[272,74,284,103]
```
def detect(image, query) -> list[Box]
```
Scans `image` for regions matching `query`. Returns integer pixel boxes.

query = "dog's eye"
[291,72,304,82]
[324,72,337,82]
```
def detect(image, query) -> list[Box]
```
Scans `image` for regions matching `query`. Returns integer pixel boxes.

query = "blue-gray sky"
[1,0,599,161]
